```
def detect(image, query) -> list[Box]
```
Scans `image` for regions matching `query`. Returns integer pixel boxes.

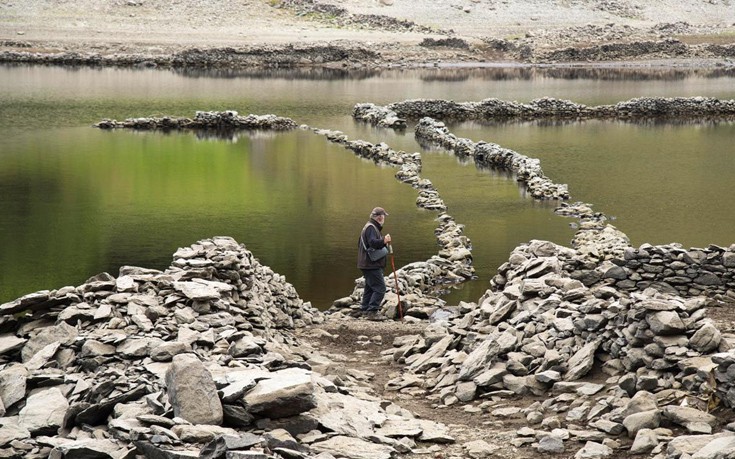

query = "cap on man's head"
[371,207,389,217]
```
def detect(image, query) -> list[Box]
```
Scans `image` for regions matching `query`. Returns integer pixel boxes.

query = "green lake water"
[1,65,733,308]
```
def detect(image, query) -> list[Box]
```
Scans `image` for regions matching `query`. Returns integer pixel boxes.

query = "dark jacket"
[357,219,387,269]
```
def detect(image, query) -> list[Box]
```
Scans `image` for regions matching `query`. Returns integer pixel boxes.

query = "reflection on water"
[1,64,734,307]
[170,65,735,82]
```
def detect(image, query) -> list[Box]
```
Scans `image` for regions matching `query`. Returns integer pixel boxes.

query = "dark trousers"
[360,268,386,311]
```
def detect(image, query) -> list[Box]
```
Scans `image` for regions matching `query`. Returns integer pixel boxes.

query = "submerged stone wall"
[96,110,298,131]
[411,116,735,307]
[415,117,570,201]
[311,128,475,318]
[353,96,735,125]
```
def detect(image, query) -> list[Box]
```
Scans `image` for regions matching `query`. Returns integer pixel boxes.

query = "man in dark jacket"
[357,207,392,319]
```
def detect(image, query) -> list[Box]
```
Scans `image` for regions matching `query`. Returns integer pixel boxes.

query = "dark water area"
[1,64,733,308]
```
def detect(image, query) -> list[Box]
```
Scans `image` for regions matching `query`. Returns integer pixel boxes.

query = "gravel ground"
[1,0,734,65]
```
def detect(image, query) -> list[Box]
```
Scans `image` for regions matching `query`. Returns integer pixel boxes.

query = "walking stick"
[388,244,403,320]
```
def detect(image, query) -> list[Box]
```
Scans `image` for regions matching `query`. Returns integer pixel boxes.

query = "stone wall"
[96,110,298,131]
[353,96,735,125]
[415,117,570,200]
[385,238,735,456]
[565,242,735,304]
[0,237,456,459]
[311,128,475,317]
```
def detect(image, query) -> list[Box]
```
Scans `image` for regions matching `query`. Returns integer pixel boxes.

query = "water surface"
[1,65,733,307]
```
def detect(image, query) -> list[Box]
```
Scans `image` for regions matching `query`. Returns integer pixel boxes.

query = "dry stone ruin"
[0,237,455,459]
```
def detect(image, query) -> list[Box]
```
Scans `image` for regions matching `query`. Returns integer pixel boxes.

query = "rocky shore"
[0,237,457,459]
[2,0,735,70]
[6,101,733,458]
[3,2,735,455]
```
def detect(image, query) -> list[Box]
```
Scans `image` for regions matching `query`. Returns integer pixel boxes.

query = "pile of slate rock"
[383,238,735,458]
[0,237,454,459]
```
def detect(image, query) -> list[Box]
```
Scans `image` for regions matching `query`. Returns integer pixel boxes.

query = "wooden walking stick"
[388,244,403,320]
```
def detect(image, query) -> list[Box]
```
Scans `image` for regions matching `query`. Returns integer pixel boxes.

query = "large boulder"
[165,354,223,425]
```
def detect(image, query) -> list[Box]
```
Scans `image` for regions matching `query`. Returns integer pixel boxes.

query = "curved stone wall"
[415,117,570,201]
[309,128,475,318]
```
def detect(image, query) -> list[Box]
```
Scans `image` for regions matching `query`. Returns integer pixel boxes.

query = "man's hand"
[384,234,392,244]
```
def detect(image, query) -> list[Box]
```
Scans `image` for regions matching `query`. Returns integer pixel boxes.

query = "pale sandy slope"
[1,0,733,53]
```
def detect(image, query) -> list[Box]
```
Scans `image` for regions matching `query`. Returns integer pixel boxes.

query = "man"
[357,207,392,320]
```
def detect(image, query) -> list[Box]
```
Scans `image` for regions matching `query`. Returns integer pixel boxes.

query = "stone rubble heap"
[0,236,454,459]
[353,96,735,125]
[415,117,570,201]
[310,128,475,318]
[554,201,631,262]
[352,103,407,129]
[382,238,735,457]
[95,111,298,131]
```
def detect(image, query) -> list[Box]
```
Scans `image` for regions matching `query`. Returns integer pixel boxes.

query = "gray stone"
[228,337,264,358]
[472,366,507,387]
[18,387,69,434]
[662,406,717,433]
[623,410,661,438]
[51,439,129,459]
[574,441,613,458]
[535,370,561,384]
[565,341,599,381]
[171,424,237,443]
[0,334,26,356]
[408,335,453,373]
[630,428,658,454]
[458,339,499,381]
[117,338,158,358]
[646,310,686,335]
[0,418,30,447]
[150,341,192,362]
[243,368,315,419]
[200,433,263,459]
[21,322,78,362]
[165,354,223,425]
[463,439,500,458]
[603,266,627,280]
[24,341,60,370]
[689,322,721,353]
[622,391,658,417]
[691,435,735,459]
[0,364,28,409]
[591,419,624,435]
[173,281,228,301]
[667,434,733,457]
[537,435,565,453]
[455,381,477,402]
[311,435,395,459]
[416,419,454,443]
[80,339,117,357]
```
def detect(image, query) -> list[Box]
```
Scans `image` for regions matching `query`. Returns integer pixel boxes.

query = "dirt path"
[298,317,629,459]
